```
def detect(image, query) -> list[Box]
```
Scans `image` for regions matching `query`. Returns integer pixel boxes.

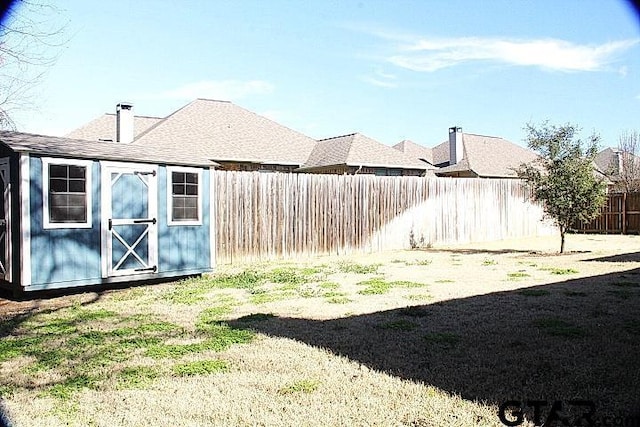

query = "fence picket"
[213,171,556,263]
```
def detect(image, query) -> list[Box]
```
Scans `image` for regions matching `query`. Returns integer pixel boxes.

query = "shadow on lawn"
[232,268,640,421]
[584,252,640,263]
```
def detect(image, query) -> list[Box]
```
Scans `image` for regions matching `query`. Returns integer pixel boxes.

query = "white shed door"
[102,163,158,277]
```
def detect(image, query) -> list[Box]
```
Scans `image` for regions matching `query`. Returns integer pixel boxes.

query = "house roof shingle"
[132,99,317,166]
[392,139,434,165]
[66,114,162,142]
[434,133,539,178]
[299,133,434,171]
[0,131,216,167]
[595,148,614,171]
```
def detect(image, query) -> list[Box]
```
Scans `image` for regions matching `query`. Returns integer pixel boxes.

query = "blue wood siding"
[27,158,212,289]
[29,157,102,286]
[157,167,211,273]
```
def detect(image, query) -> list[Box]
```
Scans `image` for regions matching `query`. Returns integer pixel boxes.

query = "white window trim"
[42,157,93,229]
[167,166,202,226]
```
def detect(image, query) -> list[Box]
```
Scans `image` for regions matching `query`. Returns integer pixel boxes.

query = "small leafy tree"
[518,122,607,253]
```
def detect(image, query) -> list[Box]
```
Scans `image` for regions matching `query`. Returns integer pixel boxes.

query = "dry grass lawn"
[1,233,640,426]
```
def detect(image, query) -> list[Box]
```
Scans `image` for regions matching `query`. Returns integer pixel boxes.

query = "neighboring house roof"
[594,147,640,176]
[594,147,640,185]
[132,99,317,166]
[392,139,434,165]
[66,114,163,141]
[595,147,619,175]
[433,133,539,178]
[299,133,434,171]
[0,131,216,167]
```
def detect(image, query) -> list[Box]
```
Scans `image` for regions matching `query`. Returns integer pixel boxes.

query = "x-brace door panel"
[102,163,158,278]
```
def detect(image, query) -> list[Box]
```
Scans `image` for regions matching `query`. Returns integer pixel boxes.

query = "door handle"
[133,218,157,225]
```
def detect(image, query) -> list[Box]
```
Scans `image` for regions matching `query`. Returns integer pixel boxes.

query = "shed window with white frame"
[42,158,93,229]
[168,166,202,225]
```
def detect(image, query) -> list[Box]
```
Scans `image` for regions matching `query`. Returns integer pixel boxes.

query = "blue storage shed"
[0,131,217,293]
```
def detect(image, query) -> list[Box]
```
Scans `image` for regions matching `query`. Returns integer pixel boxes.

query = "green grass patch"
[0,336,44,362]
[278,379,320,395]
[325,295,351,304]
[211,269,265,289]
[507,271,530,279]
[356,278,427,295]
[173,359,229,376]
[0,384,17,398]
[25,349,69,373]
[356,278,391,295]
[390,280,427,288]
[518,289,550,297]
[117,366,160,389]
[143,329,253,359]
[403,259,432,266]
[424,332,461,346]
[29,318,78,335]
[249,290,296,304]
[298,286,322,298]
[44,375,98,400]
[533,318,585,337]
[162,277,214,304]
[404,293,433,301]
[319,281,340,290]
[337,262,380,274]
[550,268,579,275]
[268,267,322,286]
[380,320,418,331]
[108,287,147,301]
[323,291,351,303]
[197,306,234,324]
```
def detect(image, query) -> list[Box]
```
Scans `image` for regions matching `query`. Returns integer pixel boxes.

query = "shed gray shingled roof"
[392,139,434,165]
[434,133,539,178]
[0,131,216,167]
[66,114,162,142]
[132,99,317,166]
[299,133,434,171]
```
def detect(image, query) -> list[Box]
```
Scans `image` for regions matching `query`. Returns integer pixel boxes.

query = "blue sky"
[5,0,640,149]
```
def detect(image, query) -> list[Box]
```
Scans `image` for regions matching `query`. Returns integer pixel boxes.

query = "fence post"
[622,192,627,235]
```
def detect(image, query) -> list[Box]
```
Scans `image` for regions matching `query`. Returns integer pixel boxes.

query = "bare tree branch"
[0,0,68,130]
[613,130,640,193]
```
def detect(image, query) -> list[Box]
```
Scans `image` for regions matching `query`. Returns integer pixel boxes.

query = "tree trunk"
[560,226,565,254]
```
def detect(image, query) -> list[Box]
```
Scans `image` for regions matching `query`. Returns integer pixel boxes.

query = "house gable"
[299,133,433,175]
[433,132,539,178]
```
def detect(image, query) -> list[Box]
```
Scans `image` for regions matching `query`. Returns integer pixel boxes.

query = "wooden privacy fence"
[574,192,640,234]
[214,172,556,263]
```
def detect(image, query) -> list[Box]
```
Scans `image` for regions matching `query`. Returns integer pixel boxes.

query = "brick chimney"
[449,126,463,165]
[116,102,134,143]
